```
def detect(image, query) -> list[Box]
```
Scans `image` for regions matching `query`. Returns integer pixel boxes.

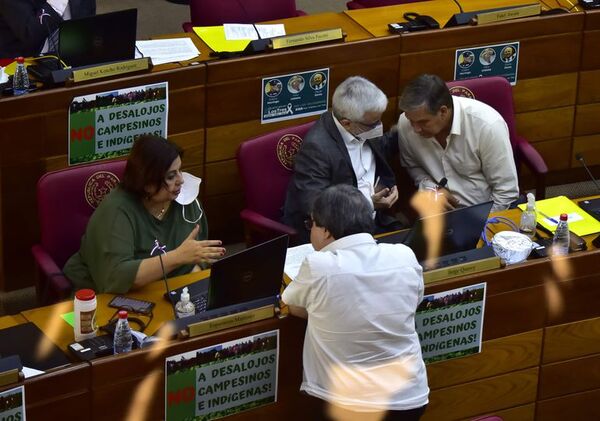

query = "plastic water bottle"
[552,213,570,256]
[113,310,133,354]
[12,56,30,96]
[519,193,537,239]
[175,287,196,319]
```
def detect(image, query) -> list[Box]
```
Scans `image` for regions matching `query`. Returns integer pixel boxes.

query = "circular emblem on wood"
[448,86,475,99]
[276,134,303,170]
[85,171,120,209]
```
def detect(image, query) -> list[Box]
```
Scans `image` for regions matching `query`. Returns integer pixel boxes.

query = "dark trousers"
[309,394,427,421]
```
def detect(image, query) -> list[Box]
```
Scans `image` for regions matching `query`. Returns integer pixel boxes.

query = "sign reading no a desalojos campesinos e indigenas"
[165,330,279,421]
[416,282,486,364]
[0,385,26,421]
[68,82,168,166]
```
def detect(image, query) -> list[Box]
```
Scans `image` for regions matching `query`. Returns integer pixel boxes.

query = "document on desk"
[224,23,286,40]
[284,243,315,281]
[135,38,200,65]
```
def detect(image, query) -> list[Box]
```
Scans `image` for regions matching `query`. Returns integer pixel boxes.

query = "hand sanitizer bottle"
[519,193,537,239]
[175,287,196,319]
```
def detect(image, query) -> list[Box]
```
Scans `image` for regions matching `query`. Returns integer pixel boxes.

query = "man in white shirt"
[397,74,519,212]
[283,184,429,420]
[0,0,96,58]
[283,76,402,244]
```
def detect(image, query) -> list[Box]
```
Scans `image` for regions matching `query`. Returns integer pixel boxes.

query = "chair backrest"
[36,160,126,269]
[237,121,315,220]
[189,0,301,26]
[471,416,503,421]
[446,76,518,150]
[347,0,426,9]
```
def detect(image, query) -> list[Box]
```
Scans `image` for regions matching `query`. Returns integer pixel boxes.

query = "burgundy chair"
[347,0,427,10]
[31,160,126,305]
[237,121,315,246]
[471,417,503,421]
[183,0,307,32]
[447,76,548,199]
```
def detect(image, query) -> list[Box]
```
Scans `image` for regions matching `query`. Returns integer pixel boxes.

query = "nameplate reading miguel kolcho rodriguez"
[72,58,151,83]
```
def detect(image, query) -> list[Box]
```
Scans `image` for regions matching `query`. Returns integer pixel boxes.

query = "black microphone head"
[438,177,448,188]
[575,152,583,162]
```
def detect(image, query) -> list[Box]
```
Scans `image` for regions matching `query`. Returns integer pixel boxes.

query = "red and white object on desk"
[74,288,97,341]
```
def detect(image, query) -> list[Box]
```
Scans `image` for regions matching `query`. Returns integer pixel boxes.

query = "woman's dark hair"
[121,135,183,198]
[312,184,375,240]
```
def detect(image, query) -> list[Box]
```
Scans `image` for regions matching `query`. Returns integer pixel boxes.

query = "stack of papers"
[194,24,286,53]
[284,243,315,281]
[135,38,201,65]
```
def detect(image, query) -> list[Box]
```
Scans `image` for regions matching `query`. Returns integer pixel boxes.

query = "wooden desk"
[2,7,600,295]
[0,314,25,329]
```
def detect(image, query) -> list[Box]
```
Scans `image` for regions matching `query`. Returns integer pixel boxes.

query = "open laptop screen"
[59,9,137,67]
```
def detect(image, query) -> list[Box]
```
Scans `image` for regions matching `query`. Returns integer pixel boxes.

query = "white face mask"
[175,172,201,205]
[175,172,203,224]
[357,123,384,141]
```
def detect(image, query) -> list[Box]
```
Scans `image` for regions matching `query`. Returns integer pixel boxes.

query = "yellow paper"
[193,26,250,52]
[3,57,36,76]
[518,195,600,236]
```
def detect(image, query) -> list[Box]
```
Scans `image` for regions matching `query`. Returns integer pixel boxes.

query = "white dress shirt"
[398,96,519,211]
[333,115,376,205]
[282,233,429,411]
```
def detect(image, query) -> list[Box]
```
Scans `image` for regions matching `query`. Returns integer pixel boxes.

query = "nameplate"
[0,369,20,387]
[424,256,503,284]
[271,28,345,50]
[474,3,541,25]
[186,305,275,337]
[71,57,151,83]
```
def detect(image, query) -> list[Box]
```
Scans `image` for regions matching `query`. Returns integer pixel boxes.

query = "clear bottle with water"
[113,310,133,354]
[175,287,196,319]
[552,213,570,256]
[519,193,537,239]
[12,56,30,96]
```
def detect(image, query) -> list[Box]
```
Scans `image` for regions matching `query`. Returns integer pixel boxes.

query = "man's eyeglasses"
[355,119,382,131]
[303,217,314,231]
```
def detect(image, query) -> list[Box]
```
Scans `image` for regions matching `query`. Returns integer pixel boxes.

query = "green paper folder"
[518,195,600,236]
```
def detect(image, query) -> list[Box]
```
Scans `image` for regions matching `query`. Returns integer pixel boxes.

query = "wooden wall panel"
[527,138,572,171]
[578,70,600,104]
[548,272,600,326]
[540,353,600,399]
[514,107,575,143]
[572,135,600,166]
[574,103,600,136]
[536,388,600,421]
[423,368,538,421]
[204,160,241,196]
[512,74,577,113]
[581,30,600,70]
[544,317,600,363]
[460,403,535,421]
[203,193,245,243]
[427,330,542,389]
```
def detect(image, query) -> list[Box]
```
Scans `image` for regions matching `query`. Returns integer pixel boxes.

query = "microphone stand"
[151,239,177,319]
[576,153,600,193]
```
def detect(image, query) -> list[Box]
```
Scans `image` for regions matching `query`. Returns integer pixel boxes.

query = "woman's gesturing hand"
[175,225,225,265]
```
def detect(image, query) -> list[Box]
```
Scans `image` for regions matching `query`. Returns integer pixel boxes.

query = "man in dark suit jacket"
[283,76,401,244]
[0,0,96,58]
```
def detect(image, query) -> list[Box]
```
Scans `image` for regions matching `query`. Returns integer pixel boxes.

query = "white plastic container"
[74,289,97,341]
[175,287,196,319]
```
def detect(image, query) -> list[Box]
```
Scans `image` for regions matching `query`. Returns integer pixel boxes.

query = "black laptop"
[578,198,600,222]
[168,235,289,315]
[59,9,137,67]
[378,201,494,262]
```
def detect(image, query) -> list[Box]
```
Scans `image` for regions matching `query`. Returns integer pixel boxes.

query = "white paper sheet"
[135,38,200,65]
[284,243,315,281]
[223,24,286,41]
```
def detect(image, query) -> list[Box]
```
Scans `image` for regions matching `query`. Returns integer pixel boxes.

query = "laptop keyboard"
[192,293,208,313]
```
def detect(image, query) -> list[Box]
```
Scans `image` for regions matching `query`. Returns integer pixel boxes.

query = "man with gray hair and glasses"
[283,76,402,244]
[283,184,429,420]
[397,74,518,212]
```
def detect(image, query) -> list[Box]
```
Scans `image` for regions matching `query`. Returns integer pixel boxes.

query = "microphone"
[151,239,177,319]
[575,152,600,192]
[437,177,448,189]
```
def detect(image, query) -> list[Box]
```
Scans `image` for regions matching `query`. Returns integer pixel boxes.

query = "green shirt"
[64,187,208,294]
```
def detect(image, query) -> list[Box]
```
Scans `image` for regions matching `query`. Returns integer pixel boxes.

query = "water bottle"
[12,56,30,96]
[552,213,570,256]
[113,310,133,354]
[175,287,196,319]
[519,193,537,239]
